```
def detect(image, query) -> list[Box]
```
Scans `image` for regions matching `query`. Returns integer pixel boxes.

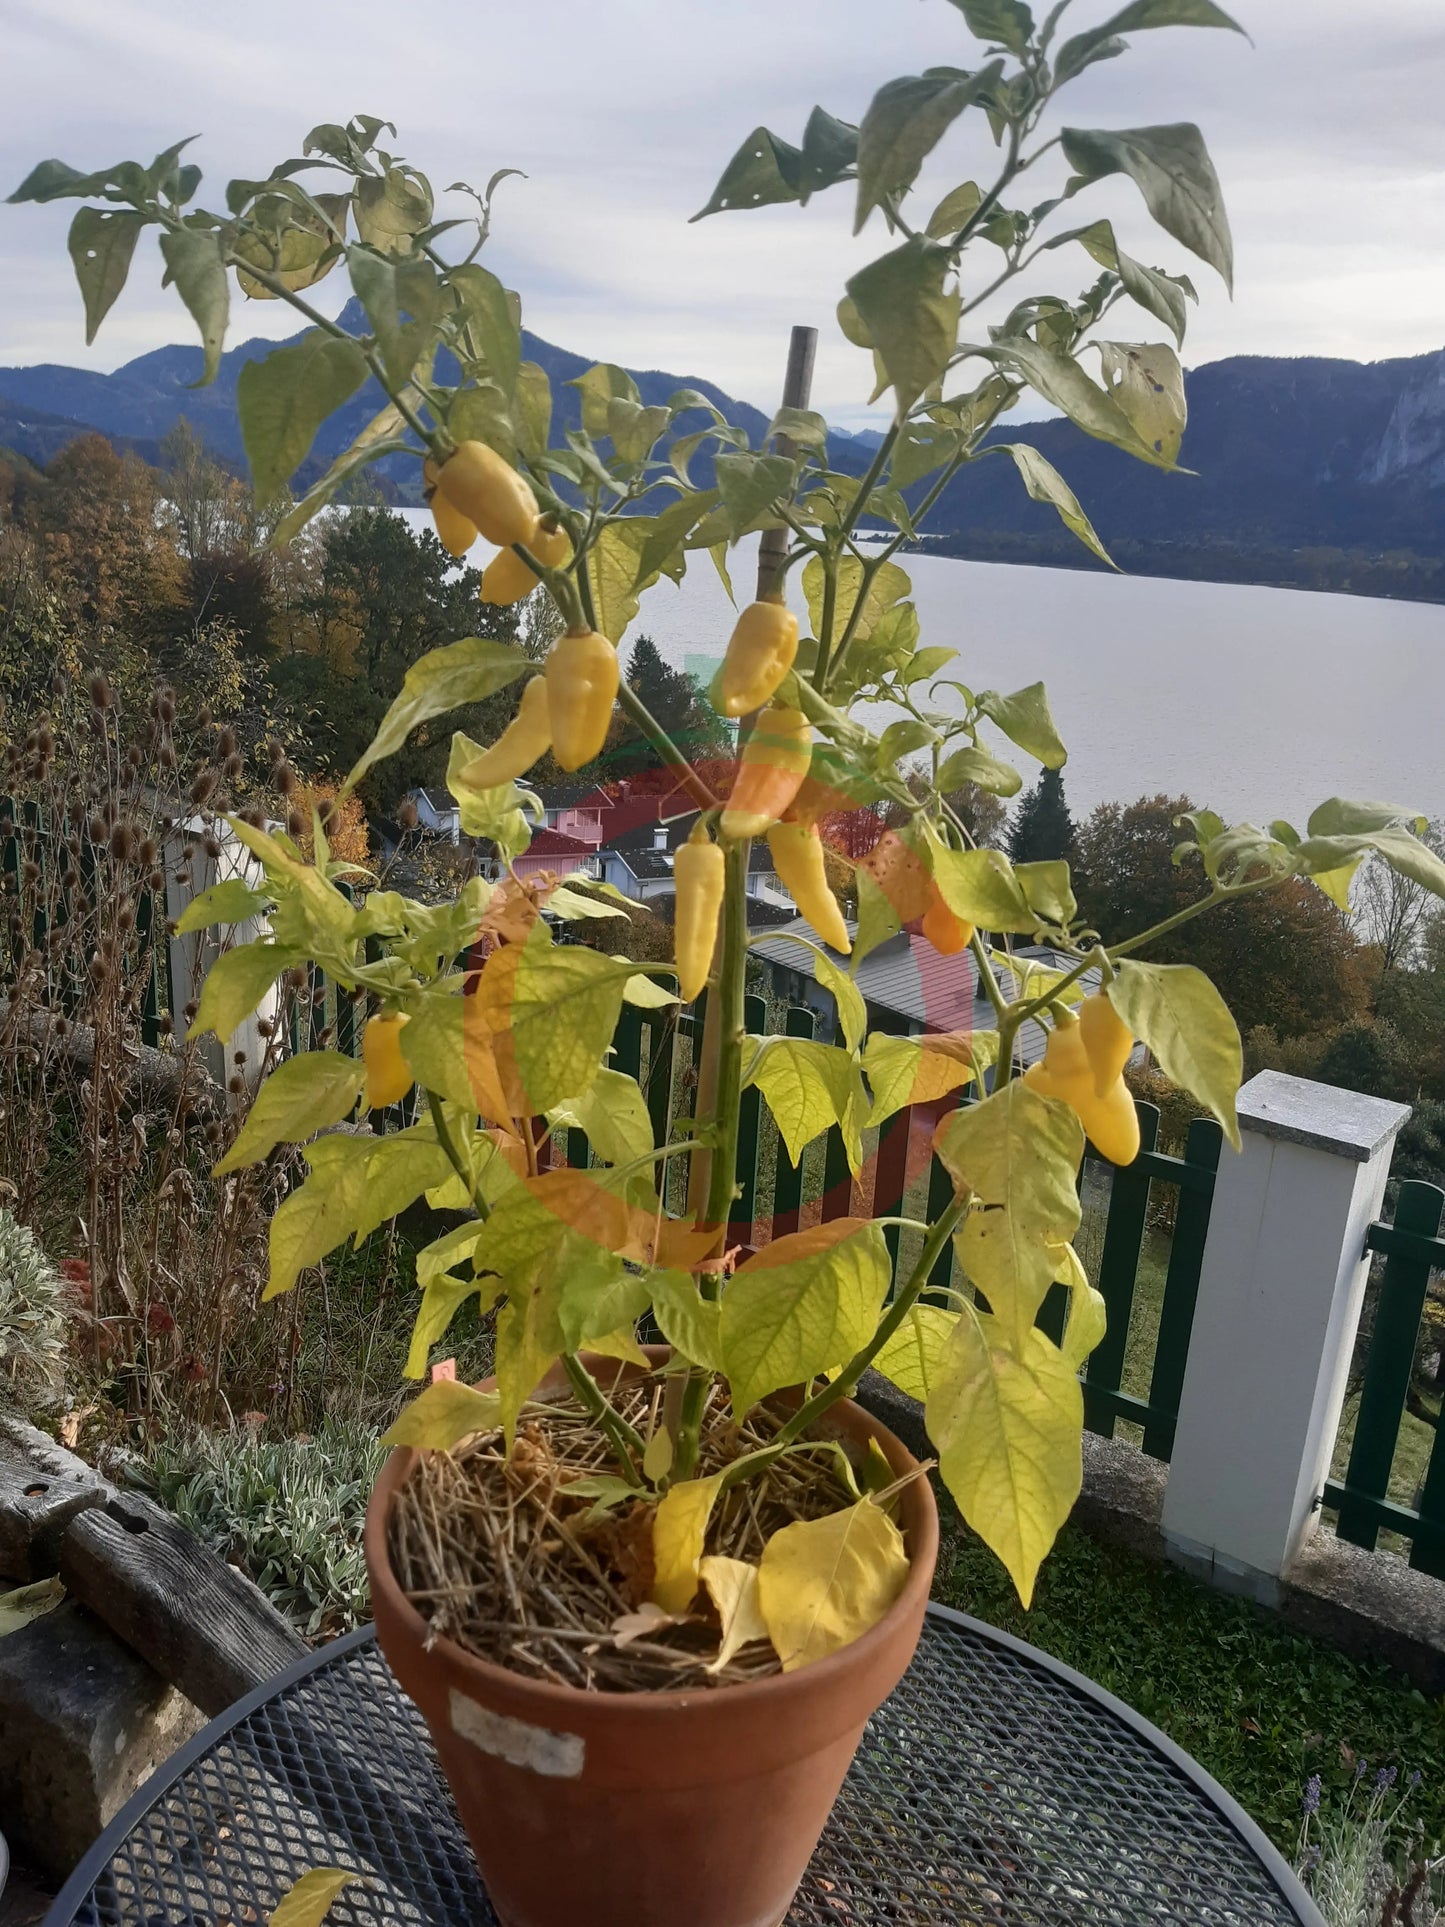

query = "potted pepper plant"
[16,3,1445,1922]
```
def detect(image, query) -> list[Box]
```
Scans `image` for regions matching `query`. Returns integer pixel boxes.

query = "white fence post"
[164,818,276,1095]
[1160,1070,1410,1602]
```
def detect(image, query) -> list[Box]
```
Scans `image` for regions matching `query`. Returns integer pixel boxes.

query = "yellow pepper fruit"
[673,824,726,1002]
[1024,1006,1139,1166]
[921,884,973,957]
[363,1013,413,1110]
[544,628,619,771]
[768,820,850,954]
[710,597,800,718]
[423,456,477,559]
[1078,988,1133,1093]
[480,524,571,606]
[719,706,812,840]
[460,675,552,789]
[436,440,540,550]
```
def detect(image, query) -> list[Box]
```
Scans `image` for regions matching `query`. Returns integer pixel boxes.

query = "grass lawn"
[933,1514,1445,1858]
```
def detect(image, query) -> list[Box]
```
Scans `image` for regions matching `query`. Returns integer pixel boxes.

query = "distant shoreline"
[847,528,1445,609]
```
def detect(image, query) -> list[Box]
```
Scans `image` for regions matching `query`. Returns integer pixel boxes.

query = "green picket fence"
[1324,1178,1445,1579]
[553,976,1225,1463]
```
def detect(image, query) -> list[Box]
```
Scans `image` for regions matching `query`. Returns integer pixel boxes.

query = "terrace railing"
[1325,1178,1445,1579]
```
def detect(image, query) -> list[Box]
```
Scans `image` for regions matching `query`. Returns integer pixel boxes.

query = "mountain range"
[2,304,1442,601]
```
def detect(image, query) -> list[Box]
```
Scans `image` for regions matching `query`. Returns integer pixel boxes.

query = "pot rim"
[364,1360,938,1719]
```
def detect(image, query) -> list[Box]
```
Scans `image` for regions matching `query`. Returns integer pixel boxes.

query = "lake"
[396,512,1445,828]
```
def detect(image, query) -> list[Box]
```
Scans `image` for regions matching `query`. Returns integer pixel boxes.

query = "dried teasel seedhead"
[223,753,243,781]
[239,807,264,830]
[286,809,305,839]
[159,741,177,771]
[87,815,106,846]
[87,671,112,711]
[227,1074,245,1095]
[398,798,419,830]
[202,835,221,860]
[217,727,237,758]
[276,765,296,798]
[189,768,218,807]
[108,822,136,863]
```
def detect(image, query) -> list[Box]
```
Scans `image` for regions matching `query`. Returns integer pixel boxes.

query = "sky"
[2,0,1442,430]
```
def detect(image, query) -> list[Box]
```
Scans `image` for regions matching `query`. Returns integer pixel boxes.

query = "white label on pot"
[448,1689,586,1779]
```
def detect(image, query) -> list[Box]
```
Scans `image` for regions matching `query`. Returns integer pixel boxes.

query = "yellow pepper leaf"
[862,1031,979,1131]
[269,1867,364,1927]
[935,1082,1083,1351]
[757,1498,909,1672]
[744,1035,867,1176]
[1106,960,1242,1151]
[586,1324,650,1368]
[871,1302,960,1401]
[699,1556,771,1672]
[642,1425,674,1485]
[651,1473,724,1614]
[380,1380,502,1450]
[1061,1279,1108,1370]
[648,1269,724,1371]
[719,1218,889,1418]
[925,1311,1083,1608]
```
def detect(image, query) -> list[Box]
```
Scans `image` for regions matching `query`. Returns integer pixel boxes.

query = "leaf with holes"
[1061,123,1233,291]
[67,207,145,345]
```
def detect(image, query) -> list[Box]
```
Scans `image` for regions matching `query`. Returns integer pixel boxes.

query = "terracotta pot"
[364,1350,939,1927]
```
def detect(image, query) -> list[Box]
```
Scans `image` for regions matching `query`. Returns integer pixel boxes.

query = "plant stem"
[562,1356,647,1479]
[615,681,720,813]
[673,836,750,1478]
[1108,874,1280,961]
[773,1196,968,1447]
[427,1092,491,1221]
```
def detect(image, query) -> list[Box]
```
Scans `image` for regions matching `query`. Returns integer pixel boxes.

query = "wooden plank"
[0,1446,108,1582]
[59,1490,305,1715]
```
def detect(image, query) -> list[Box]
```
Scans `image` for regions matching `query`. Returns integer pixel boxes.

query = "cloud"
[1,0,1440,426]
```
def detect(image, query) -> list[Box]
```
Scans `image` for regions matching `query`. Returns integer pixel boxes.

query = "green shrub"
[139,1418,384,1638]
[0,1210,66,1410]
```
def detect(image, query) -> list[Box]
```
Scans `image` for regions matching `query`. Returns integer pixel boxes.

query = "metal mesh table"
[45,1604,1322,1926]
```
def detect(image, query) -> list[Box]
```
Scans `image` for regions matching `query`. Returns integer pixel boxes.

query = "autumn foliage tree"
[1074,794,1373,1036]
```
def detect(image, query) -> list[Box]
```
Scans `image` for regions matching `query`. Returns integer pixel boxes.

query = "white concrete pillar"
[1161,1070,1410,1602]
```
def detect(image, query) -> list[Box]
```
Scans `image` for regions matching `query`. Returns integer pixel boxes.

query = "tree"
[1008,768,1074,865]
[942,780,1007,849]
[1352,821,1445,971]
[21,433,184,654]
[1074,794,1373,1037]
[611,633,729,777]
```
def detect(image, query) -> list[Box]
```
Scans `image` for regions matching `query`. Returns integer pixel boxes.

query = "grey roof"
[752,919,1108,1065]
